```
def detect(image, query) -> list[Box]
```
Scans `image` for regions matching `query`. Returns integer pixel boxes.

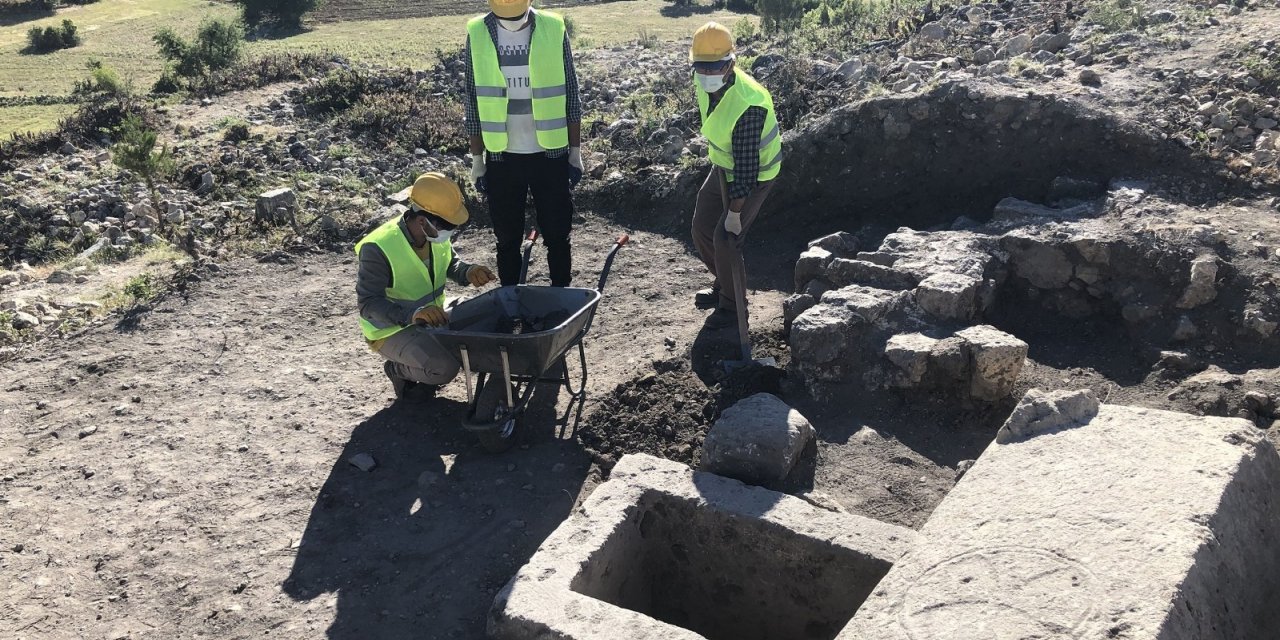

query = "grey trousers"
[377,325,461,385]
[691,167,777,311]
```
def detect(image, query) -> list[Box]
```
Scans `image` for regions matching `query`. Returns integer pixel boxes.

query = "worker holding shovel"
[356,173,497,400]
[689,21,783,331]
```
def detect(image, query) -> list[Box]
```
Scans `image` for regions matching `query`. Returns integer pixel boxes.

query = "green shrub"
[188,51,331,97]
[732,17,757,42]
[235,0,322,29]
[637,28,659,49]
[152,66,183,94]
[153,17,244,78]
[223,121,251,143]
[298,68,368,114]
[1085,0,1146,32]
[123,273,159,300]
[24,19,79,53]
[72,59,129,98]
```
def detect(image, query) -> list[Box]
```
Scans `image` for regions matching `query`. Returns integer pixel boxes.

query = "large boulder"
[701,393,814,485]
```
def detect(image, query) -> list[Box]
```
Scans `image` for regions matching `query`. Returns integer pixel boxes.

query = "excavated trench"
[771,80,1230,231]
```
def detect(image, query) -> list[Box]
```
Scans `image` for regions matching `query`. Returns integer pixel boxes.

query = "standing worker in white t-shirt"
[464,0,584,287]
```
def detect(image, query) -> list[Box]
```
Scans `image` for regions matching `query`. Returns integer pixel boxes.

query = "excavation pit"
[487,454,918,640]
[571,492,885,640]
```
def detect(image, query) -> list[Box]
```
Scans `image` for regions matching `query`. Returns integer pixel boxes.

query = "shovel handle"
[596,234,629,293]
[518,229,540,285]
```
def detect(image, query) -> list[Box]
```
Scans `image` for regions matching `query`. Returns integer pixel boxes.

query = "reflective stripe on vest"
[354,217,452,342]
[696,68,783,183]
[467,12,570,152]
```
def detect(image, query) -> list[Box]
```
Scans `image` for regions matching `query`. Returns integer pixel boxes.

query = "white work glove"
[470,153,488,193]
[567,147,583,189]
[724,209,743,235]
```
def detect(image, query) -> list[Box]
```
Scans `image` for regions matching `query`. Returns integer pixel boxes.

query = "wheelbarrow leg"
[459,345,475,405]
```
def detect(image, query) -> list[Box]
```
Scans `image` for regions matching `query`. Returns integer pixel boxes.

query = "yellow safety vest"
[467,11,570,152]
[696,68,783,183]
[354,217,452,342]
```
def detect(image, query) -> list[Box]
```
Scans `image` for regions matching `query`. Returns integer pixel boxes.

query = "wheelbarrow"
[432,232,628,452]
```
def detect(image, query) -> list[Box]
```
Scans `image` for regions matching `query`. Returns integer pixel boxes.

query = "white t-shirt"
[496,25,541,154]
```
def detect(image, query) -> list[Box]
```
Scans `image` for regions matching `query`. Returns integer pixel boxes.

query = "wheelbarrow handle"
[596,234,629,293]
[518,229,540,285]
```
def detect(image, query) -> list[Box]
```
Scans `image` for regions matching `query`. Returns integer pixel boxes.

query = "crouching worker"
[356,173,497,399]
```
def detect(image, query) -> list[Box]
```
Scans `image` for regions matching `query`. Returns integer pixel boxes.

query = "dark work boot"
[385,361,416,400]
[694,285,721,310]
[704,307,738,330]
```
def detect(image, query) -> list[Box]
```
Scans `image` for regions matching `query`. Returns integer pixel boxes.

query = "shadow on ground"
[283,394,590,640]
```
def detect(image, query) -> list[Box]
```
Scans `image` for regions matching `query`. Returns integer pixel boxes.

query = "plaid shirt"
[707,74,766,200]
[463,10,581,160]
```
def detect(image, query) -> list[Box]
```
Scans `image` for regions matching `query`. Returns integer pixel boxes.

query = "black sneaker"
[704,307,738,330]
[385,361,416,400]
[694,286,721,310]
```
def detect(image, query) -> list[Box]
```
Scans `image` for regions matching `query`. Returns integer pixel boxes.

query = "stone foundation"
[487,454,918,640]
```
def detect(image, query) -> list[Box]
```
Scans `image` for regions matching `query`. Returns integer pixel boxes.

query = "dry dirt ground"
[5,6,1280,640]
[0,212,801,639]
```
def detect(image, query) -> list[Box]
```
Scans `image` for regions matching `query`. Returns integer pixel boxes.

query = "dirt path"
[0,213,795,639]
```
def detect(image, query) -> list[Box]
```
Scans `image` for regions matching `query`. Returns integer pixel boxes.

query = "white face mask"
[428,229,454,244]
[697,72,728,93]
[498,12,529,31]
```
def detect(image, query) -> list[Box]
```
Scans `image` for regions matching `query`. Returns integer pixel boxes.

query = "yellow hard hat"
[489,0,530,19]
[690,22,734,63]
[408,173,469,226]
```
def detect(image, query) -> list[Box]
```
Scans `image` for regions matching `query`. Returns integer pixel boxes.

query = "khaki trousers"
[691,167,777,311]
[377,325,461,386]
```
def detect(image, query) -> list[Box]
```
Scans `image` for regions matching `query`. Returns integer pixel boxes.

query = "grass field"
[0,102,77,135]
[0,0,753,137]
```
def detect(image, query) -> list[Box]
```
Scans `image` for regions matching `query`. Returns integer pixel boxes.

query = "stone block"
[928,336,970,382]
[1175,255,1219,309]
[782,294,816,334]
[255,187,297,225]
[795,246,834,292]
[807,231,860,257]
[826,258,919,290]
[956,325,1028,401]
[840,404,1280,640]
[884,333,938,386]
[1005,237,1073,289]
[914,272,980,321]
[490,454,919,640]
[701,393,814,485]
[821,285,910,325]
[995,388,1100,444]
[791,304,857,367]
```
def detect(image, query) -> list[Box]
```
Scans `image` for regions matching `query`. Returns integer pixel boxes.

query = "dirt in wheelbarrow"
[576,326,791,470]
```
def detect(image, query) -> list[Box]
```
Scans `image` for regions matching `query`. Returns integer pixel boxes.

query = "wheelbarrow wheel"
[474,379,519,453]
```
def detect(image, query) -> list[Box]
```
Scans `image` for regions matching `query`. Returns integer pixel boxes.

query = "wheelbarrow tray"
[433,285,602,379]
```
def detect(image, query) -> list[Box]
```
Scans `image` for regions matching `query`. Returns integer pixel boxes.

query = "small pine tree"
[111,115,175,230]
